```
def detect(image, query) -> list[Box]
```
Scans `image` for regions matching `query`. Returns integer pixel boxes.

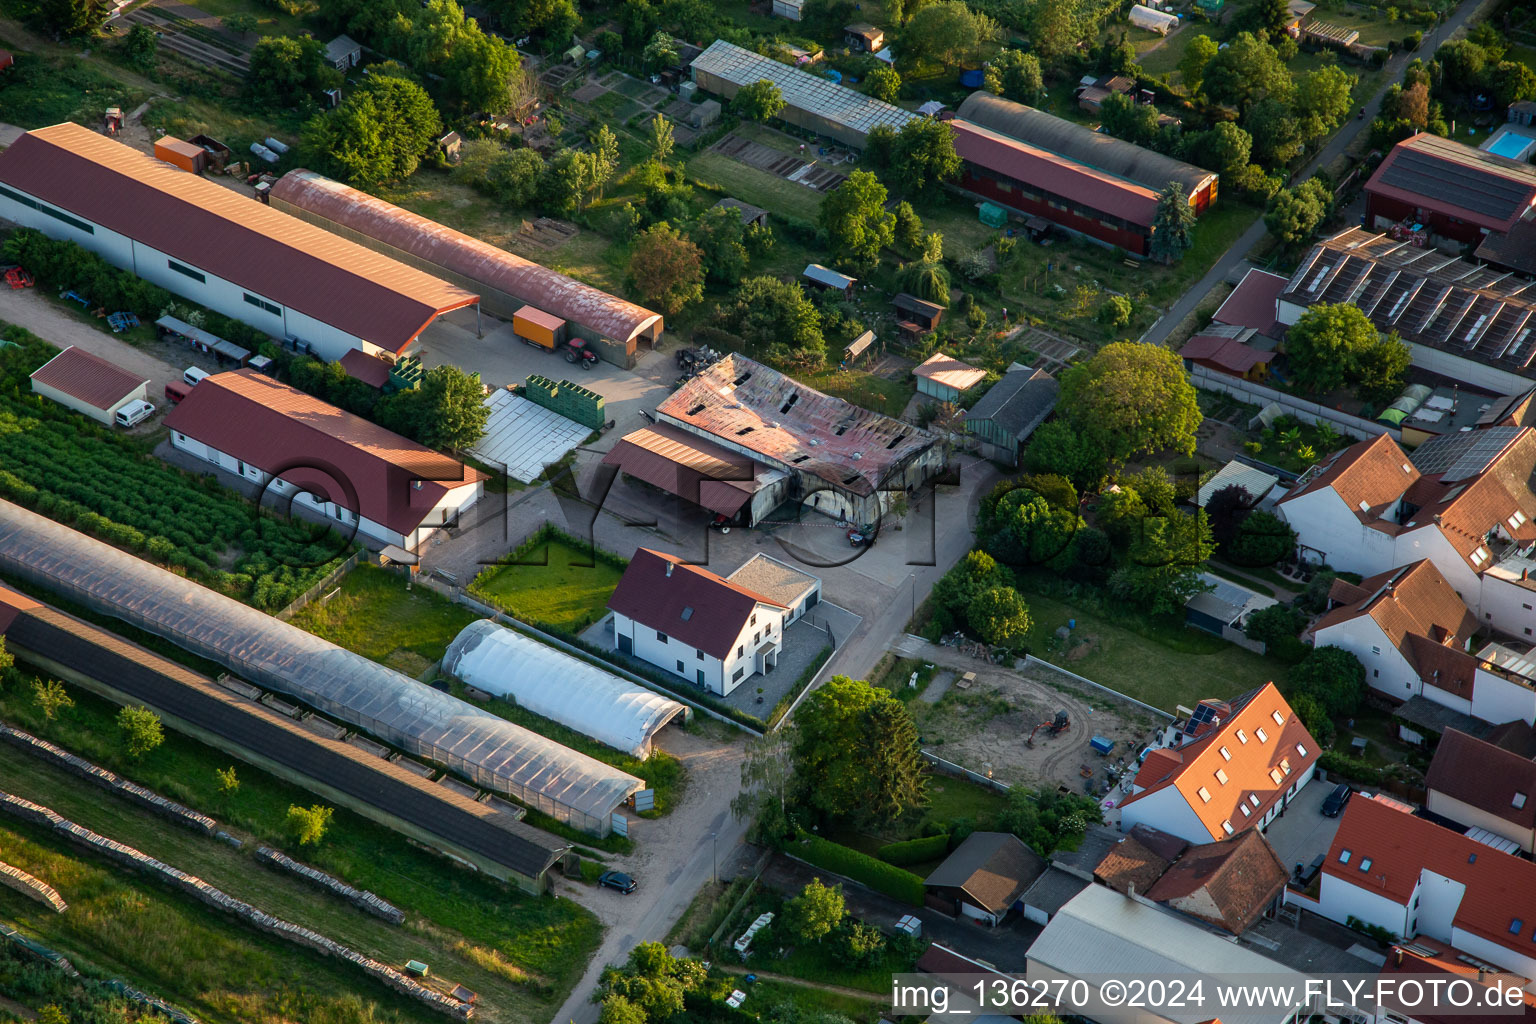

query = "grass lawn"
[144,93,307,155]
[469,534,625,633]
[288,563,478,677]
[735,978,885,1023]
[1014,573,1279,711]
[0,675,600,1024]
[686,150,825,224]
[0,47,149,129]
[179,0,315,37]
[922,775,1011,827]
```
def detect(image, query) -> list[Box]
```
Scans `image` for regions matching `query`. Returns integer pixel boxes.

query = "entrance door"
[618,634,633,654]
[696,669,705,686]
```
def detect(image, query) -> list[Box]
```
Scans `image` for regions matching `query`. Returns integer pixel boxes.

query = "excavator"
[1025,709,1070,748]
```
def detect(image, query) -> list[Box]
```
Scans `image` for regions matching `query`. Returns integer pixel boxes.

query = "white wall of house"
[1426,791,1536,854]
[0,182,376,362]
[1481,575,1536,644]
[1313,617,1423,701]
[1117,784,1214,845]
[1413,869,1466,945]
[168,430,479,550]
[1470,667,1536,726]
[1316,872,1415,939]
[1452,925,1536,983]
[1279,490,1399,576]
[612,604,785,696]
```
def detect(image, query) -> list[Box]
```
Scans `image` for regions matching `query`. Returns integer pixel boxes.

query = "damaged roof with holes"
[654,354,937,497]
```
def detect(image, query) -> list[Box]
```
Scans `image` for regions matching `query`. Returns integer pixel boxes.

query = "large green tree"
[890,118,961,197]
[1149,182,1196,264]
[692,205,751,284]
[979,489,1083,569]
[718,276,825,365]
[1264,178,1332,244]
[1179,34,1218,93]
[1057,342,1201,465]
[787,879,845,942]
[600,943,707,1023]
[1100,92,1160,148]
[37,0,108,37]
[1285,302,1381,394]
[375,364,492,450]
[1026,0,1083,67]
[1200,32,1291,111]
[930,549,1013,631]
[1189,121,1253,181]
[967,586,1032,645]
[628,222,703,315]
[248,36,341,107]
[984,49,1043,103]
[1354,332,1411,406]
[302,73,442,188]
[900,1,997,68]
[866,66,902,103]
[1294,65,1355,142]
[1291,646,1367,717]
[1245,97,1304,167]
[792,676,927,824]
[732,79,786,121]
[819,171,895,271]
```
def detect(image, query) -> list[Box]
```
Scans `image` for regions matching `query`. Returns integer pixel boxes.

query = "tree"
[648,114,676,164]
[1264,178,1332,243]
[898,260,950,306]
[894,201,924,253]
[1150,182,1196,264]
[1027,0,1082,67]
[732,729,794,841]
[1291,646,1367,717]
[117,706,164,758]
[641,30,678,72]
[732,79,786,121]
[1393,80,1430,127]
[1485,61,1536,110]
[819,171,895,270]
[1227,510,1294,567]
[1244,97,1303,167]
[441,25,523,114]
[1191,121,1252,181]
[792,676,926,824]
[35,1006,68,1024]
[222,12,257,35]
[1289,691,1335,745]
[930,549,1013,631]
[32,680,73,721]
[967,586,1032,645]
[598,995,647,1024]
[901,1,997,68]
[456,140,545,204]
[1244,603,1305,649]
[692,205,751,284]
[1100,91,1160,148]
[216,765,240,794]
[1205,484,1257,548]
[0,636,12,680]
[1024,420,1111,490]
[1294,65,1355,141]
[37,0,108,37]
[375,364,492,449]
[1286,302,1380,394]
[867,66,902,103]
[718,276,825,365]
[286,803,334,845]
[890,118,961,197]
[979,488,1082,568]
[539,148,599,213]
[1354,332,1411,406]
[1058,342,1201,465]
[125,23,159,70]
[1255,0,1288,34]
[601,943,707,1023]
[985,49,1043,103]
[302,74,442,189]
[1435,38,1488,92]
[1098,294,1132,328]
[627,222,703,315]
[1109,560,1209,616]
[787,878,845,942]
[249,35,341,107]
[1200,32,1291,111]
[1179,34,1218,93]
[592,124,620,198]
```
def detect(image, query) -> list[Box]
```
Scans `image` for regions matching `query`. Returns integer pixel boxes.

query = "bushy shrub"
[876,833,949,866]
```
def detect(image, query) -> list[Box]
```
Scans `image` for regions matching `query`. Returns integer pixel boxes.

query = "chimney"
[1395,949,1403,967]
[665,561,674,578]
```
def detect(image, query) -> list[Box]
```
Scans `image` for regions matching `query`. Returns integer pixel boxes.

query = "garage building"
[0,500,645,836]
[0,123,479,362]
[443,619,689,759]
[28,345,149,426]
[602,422,791,528]
[269,170,662,366]
[923,831,1045,925]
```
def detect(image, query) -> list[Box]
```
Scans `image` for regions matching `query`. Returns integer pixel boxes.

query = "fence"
[921,749,1012,795]
[275,548,366,621]
[1021,656,1176,721]
[1190,365,1397,442]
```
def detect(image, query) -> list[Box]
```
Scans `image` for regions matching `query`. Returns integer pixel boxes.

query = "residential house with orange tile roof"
[1308,560,1536,728]
[1278,426,1536,640]
[1378,936,1536,1024]
[1426,726,1536,854]
[1117,683,1320,845]
[1308,793,1536,983]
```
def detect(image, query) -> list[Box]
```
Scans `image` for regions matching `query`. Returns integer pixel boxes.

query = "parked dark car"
[1321,783,1352,817]
[599,870,637,894]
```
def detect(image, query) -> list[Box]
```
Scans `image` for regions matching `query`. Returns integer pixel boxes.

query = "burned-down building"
[650,355,945,526]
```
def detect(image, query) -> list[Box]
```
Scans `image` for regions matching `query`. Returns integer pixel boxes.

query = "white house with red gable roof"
[1310,793,1536,984]
[1308,559,1536,726]
[1117,683,1319,846]
[608,548,787,697]
[1278,427,1536,639]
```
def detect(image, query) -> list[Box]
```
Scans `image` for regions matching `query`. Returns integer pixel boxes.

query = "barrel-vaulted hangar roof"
[270,170,662,346]
[0,500,643,835]
[444,619,689,758]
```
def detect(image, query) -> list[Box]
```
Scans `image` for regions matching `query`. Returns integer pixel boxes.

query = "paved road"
[1140,0,1490,348]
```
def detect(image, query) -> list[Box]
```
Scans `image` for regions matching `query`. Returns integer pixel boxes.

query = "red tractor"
[563,338,599,370]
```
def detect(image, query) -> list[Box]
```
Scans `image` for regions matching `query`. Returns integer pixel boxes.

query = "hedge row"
[789,831,925,906]
[876,833,950,867]
[1319,750,1385,787]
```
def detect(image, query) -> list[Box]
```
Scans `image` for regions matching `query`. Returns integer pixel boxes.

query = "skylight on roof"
[1272,710,1285,726]
[1198,786,1212,803]
[1236,730,1248,744]
[1240,803,1250,816]
[1516,792,1528,810]
[1222,821,1233,835]
[1359,858,1372,872]
[681,607,694,621]
[1297,743,1308,757]
[1472,546,1489,566]
[1512,918,1525,935]
[1250,794,1261,808]
[1215,768,1228,785]
[1256,727,1269,743]
[1340,849,1352,864]
[1219,746,1231,760]
[1270,768,1284,785]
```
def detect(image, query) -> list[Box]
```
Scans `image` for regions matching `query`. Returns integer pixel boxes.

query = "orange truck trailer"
[513,305,568,350]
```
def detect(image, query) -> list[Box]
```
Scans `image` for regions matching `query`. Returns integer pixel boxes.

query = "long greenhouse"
[443,619,690,759]
[0,500,644,836]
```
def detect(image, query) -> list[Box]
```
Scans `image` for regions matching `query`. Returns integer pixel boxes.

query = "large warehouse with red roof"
[0,123,478,362]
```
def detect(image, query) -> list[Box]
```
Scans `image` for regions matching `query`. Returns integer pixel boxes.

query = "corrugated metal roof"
[956,93,1217,198]
[690,40,917,138]
[914,352,988,392]
[269,170,661,345]
[1367,133,1536,233]
[28,345,147,410]
[0,124,478,353]
[803,264,855,290]
[0,499,644,830]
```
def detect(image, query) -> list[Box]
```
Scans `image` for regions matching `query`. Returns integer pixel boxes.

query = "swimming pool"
[1486,130,1536,161]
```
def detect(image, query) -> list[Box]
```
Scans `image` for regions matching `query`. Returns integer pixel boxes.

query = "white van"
[183,366,210,387]
[115,399,156,428]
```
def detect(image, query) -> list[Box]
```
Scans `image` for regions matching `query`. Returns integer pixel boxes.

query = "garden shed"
[28,346,149,426]
[1128,4,1178,35]
[442,619,689,758]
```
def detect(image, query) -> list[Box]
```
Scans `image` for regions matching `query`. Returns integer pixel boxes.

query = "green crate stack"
[387,355,425,392]
[523,375,605,429]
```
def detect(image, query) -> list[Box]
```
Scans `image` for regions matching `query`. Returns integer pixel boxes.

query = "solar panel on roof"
[1380,146,1536,222]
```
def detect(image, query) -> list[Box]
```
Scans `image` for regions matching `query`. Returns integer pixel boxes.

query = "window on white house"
[656,631,668,643]
[676,660,684,672]
[167,259,205,283]
[732,667,744,682]
[1372,645,1381,655]
[696,649,704,661]
[737,644,744,658]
